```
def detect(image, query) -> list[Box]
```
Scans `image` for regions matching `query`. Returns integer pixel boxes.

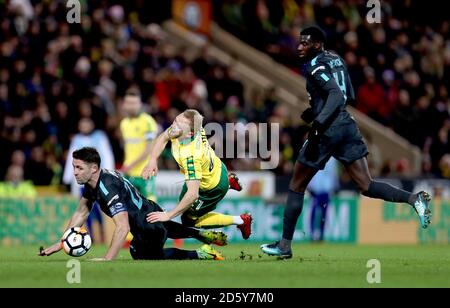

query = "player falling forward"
[141,109,252,239]
[39,147,225,261]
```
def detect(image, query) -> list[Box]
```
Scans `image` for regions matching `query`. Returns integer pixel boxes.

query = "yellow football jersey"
[120,112,157,177]
[171,128,222,191]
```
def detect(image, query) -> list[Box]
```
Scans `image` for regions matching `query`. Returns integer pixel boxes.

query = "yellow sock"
[194,212,234,229]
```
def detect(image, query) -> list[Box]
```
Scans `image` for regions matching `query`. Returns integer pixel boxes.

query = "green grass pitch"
[1,243,449,288]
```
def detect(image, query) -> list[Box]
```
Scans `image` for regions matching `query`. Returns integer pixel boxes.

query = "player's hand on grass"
[38,242,62,256]
[141,160,158,180]
[146,211,171,223]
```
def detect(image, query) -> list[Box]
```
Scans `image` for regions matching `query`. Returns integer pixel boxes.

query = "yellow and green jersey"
[120,112,158,177]
[171,128,222,191]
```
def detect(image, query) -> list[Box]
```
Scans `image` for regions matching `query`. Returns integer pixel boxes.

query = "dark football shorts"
[129,225,167,260]
[297,120,369,170]
[128,199,168,260]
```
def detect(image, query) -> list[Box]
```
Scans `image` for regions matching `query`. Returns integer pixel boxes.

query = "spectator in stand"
[24,146,54,186]
[63,117,115,197]
[1,0,449,183]
[356,67,386,124]
[215,0,450,177]
[0,165,36,198]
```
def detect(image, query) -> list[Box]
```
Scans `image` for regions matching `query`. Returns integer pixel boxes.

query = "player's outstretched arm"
[168,179,200,218]
[103,211,130,261]
[147,180,200,223]
[38,242,62,256]
[68,198,92,228]
[141,128,173,180]
[39,198,91,256]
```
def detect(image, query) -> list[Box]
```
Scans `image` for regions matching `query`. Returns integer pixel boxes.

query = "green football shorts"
[179,162,229,218]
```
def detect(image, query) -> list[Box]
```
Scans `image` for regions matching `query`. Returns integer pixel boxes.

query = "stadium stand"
[0,0,449,193]
[214,0,450,179]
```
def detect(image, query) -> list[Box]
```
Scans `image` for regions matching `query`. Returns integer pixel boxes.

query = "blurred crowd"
[216,0,450,178]
[0,0,291,190]
[0,0,449,193]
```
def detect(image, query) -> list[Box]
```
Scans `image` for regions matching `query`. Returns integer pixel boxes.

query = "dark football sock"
[279,238,292,251]
[282,190,305,241]
[163,248,198,260]
[164,221,200,239]
[363,181,415,205]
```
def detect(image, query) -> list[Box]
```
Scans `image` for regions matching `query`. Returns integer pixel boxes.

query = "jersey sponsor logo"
[114,202,124,209]
[110,202,126,216]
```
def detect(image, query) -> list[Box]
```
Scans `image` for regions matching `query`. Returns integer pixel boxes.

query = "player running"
[141,109,252,239]
[261,26,431,259]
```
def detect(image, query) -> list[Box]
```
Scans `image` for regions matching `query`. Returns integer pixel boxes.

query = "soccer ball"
[61,227,92,257]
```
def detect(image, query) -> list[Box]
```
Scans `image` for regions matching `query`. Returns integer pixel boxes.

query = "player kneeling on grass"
[141,109,252,239]
[39,147,225,261]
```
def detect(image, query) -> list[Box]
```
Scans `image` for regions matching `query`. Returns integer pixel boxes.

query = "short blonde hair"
[182,109,203,133]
